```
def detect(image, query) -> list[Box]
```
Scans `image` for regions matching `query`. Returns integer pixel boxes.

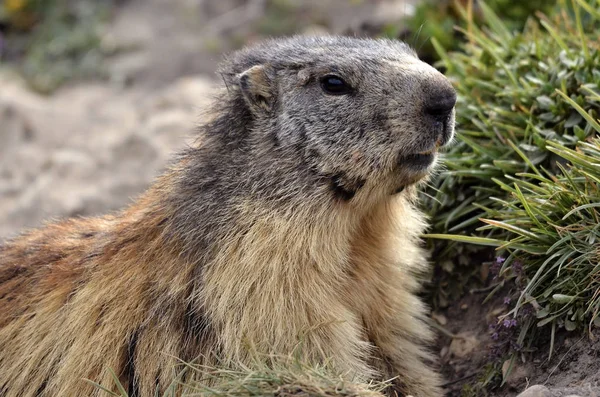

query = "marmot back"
[0,36,456,397]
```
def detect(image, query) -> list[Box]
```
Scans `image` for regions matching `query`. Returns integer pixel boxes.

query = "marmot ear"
[237,65,275,114]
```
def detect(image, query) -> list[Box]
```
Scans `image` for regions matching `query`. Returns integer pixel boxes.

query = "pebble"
[431,312,448,325]
[516,385,552,397]
[448,333,479,358]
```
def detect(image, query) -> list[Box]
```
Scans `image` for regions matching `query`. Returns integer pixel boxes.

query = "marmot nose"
[424,87,457,122]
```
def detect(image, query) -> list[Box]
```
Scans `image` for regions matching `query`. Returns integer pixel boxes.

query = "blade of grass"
[422,234,504,247]
[555,89,600,133]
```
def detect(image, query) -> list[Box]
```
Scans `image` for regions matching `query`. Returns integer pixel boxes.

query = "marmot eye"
[320,75,352,95]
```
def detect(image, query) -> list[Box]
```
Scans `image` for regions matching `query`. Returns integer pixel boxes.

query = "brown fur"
[0,36,455,397]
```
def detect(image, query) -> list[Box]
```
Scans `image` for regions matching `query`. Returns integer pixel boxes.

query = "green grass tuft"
[424,0,600,379]
[399,0,557,62]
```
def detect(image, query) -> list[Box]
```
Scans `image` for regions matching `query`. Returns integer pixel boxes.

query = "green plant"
[486,137,600,341]
[424,0,600,376]
[398,0,558,62]
[0,0,115,93]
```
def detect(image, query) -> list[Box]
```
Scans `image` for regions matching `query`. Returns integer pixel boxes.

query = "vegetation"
[423,0,600,385]
[91,358,387,397]
[397,0,557,62]
[0,0,115,93]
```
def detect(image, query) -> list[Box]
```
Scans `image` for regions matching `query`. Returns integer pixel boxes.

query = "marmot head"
[219,36,456,198]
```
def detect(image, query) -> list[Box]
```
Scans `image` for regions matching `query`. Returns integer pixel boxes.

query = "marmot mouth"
[398,129,448,170]
[417,137,443,156]
[398,152,435,169]
[418,148,436,156]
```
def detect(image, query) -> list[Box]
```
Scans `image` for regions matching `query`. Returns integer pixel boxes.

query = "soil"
[1,1,599,396]
[437,288,600,396]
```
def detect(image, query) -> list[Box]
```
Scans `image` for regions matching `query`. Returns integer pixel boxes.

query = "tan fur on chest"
[202,191,429,380]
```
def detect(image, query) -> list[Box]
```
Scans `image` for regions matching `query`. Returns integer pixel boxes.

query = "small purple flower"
[491,257,505,275]
[490,346,502,359]
[502,318,518,328]
[521,304,535,317]
[512,260,523,276]
[491,332,499,340]
[503,296,511,305]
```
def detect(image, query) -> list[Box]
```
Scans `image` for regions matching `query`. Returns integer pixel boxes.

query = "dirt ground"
[1,1,599,396]
[439,291,600,396]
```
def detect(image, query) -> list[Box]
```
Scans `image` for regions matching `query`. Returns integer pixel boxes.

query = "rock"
[503,361,529,389]
[0,71,215,239]
[108,51,151,86]
[549,386,600,397]
[372,0,416,24]
[516,385,552,397]
[448,333,479,359]
[431,312,448,326]
[439,345,449,358]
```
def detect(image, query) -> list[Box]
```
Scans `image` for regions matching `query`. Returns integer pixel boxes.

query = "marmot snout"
[0,36,455,397]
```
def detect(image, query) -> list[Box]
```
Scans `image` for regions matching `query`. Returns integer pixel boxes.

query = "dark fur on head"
[219,36,454,192]
[171,36,455,254]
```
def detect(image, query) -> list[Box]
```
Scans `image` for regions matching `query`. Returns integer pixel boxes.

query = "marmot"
[0,36,456,397]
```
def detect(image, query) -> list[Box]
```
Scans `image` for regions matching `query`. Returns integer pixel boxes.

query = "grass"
[422,0,600,386]
[89,357,388,397]
[394,0,557,62]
